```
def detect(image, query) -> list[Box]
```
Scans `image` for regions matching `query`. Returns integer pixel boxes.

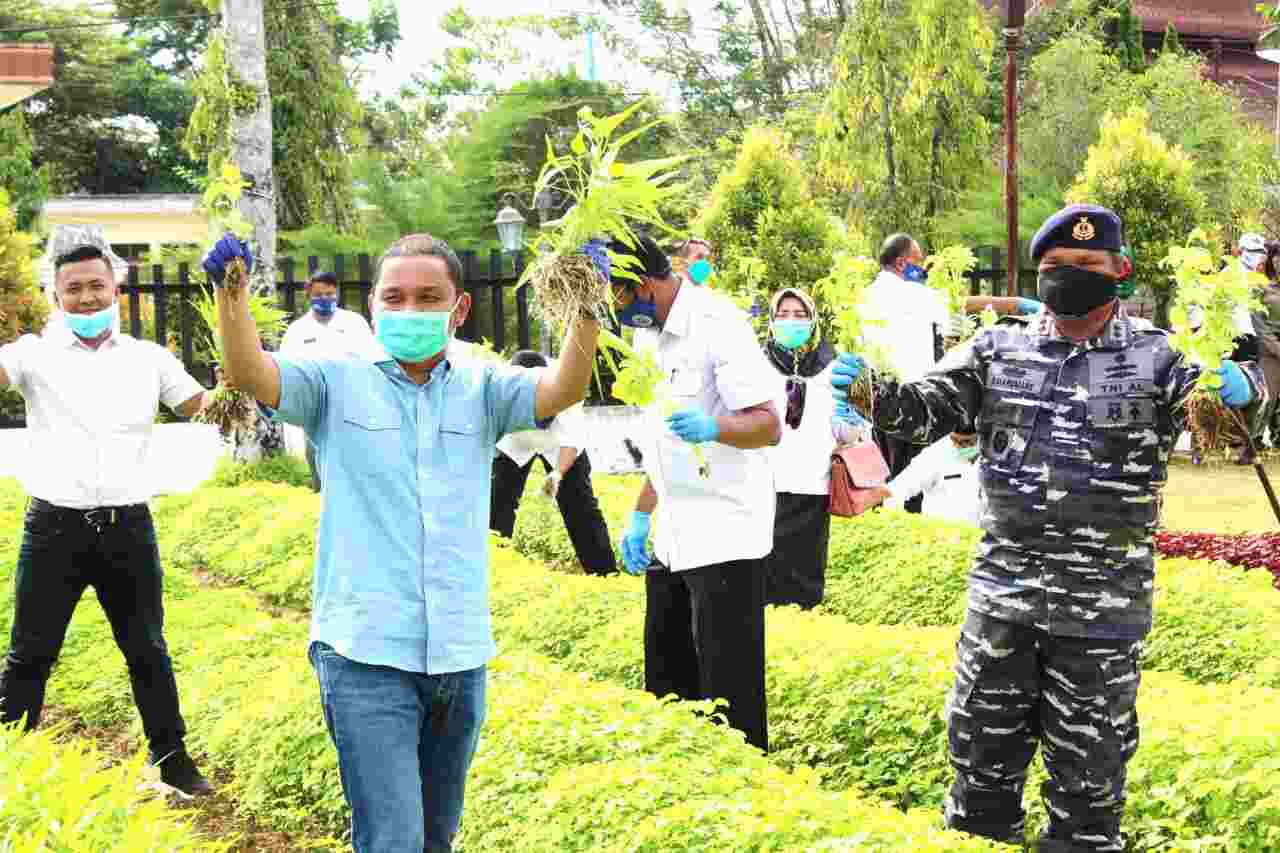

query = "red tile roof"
[1135,1,1268,41]
[0,44,54,84]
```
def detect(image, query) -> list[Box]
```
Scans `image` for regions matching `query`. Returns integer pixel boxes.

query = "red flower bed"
[1155,531,1280,589]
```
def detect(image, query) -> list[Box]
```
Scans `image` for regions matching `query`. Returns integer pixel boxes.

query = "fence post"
[153,264,168,348]
[461,251,479,342]
[515,251,530,350]
[179,263,194,368]
[489,249,506,352]
[282,257,297,318]
[334,254,348,310]
[990,247,1003,298]
[358,254,373,321]
[127,265,142,338]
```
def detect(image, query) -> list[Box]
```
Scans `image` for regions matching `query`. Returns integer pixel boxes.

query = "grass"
[1163,455,1280,533]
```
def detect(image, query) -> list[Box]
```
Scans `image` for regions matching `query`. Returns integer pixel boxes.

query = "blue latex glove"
[619,511,652,575]
[1015,298,1042,316]
[1214,361,1252,408]
[666,408,719,444]
[830,352,865,400]
[832,400,869,428]
[201,233,254,286]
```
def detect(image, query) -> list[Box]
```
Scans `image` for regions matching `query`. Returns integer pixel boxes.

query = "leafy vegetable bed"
[1154,530,1280,588]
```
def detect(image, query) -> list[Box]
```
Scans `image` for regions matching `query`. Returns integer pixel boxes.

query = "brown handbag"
[828,440,891,518]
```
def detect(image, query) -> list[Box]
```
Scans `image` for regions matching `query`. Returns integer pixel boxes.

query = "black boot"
[152,748,213,796]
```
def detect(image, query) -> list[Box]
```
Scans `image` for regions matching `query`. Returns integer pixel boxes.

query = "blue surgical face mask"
[311,296,337,317]
[770,318,813,350]
[688,259,713,285]
[617,291,658,328]
[64,301,118,340]
[903,263,928,283]
[374,301,457,363]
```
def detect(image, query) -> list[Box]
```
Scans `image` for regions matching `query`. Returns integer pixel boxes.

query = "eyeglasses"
[785,377,806,429]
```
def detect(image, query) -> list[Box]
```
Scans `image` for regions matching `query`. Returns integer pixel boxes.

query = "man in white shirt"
[875,431,982,527]
[609,235,781,752]
[0,235,213,797]
[279,271,376,489]
[860,233,948,513]
[490,350,616,575]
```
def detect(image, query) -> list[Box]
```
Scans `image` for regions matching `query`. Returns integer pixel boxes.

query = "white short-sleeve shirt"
[496,400,585,468]
[279,307,375,358]
[861,270,948,383]
[634,285,777,572]
[0,322,205,508]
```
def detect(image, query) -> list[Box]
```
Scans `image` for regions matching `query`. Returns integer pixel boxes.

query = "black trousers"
[644,558,768,752]
[0,500,188,757]
[489,452,616,575]
[874,428,924,513]
[764,492,830,609]
[304,439,321,492]
[944,609,1142,852]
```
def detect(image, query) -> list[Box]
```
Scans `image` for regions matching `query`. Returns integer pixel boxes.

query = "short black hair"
[376,234,464,294]
[878,233,916,268]
[510,349,548,369]
[308,271,338,287]
[605,234,672,288]
[54,245,107,270]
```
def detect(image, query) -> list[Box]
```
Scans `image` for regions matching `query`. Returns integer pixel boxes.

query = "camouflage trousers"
[943,610,1142,852]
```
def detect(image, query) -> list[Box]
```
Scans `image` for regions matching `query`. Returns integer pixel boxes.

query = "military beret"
[604,233,672,285]
[1028,204,1124,262]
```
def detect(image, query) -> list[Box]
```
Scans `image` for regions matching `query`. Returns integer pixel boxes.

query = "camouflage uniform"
[871,306,1267,850]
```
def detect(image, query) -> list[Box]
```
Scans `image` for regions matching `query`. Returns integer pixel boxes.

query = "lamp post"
[493,193,527,254]
[1003,0,1026,298]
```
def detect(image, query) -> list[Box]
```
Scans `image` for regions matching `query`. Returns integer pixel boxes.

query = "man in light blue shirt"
[203,232,601,853]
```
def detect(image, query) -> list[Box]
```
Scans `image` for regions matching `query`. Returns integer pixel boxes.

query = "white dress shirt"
[861,270,948,383]
[885,434,982,526]
[0,321,205,508]
[497,401,585,468]
[765,360,836,495]
[633,285,778,572]
[279,307,375,358]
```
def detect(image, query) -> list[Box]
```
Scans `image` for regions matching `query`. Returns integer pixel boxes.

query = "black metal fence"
[120,250,532,382]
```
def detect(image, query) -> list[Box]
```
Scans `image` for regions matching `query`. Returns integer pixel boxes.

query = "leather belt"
[29,497,148,532]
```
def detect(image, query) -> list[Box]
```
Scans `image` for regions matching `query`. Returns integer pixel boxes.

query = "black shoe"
[153,749,213,796]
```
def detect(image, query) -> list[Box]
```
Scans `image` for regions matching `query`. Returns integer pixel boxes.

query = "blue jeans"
[309,642,486,853]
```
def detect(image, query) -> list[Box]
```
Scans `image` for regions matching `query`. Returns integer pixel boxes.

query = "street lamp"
[493,193,527,254]
[1257,46,1280,158]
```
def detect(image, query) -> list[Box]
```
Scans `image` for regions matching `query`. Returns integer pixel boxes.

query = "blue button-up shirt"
[271,346,540,674]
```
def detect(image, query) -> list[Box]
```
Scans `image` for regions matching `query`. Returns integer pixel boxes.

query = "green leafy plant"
[520,102,708,474]
[1161,228,1265,456]
[189,162,283,439]
[924,246,979,340]
[813,251,887,418]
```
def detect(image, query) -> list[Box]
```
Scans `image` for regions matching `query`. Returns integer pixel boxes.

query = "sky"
[335,0,721,101]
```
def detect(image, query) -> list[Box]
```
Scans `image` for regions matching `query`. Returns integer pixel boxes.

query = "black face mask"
[1037,265,1118,320]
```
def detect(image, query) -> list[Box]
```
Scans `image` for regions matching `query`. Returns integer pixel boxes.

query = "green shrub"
[504,476,1280,690]
[0,725,227,852]
[139,481,1280,850]
[208,452,314,489]
[0,488,1006,851]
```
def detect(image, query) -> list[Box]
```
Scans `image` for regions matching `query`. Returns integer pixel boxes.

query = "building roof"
[42,194,203,217]
[0,43,55,110]
[1134,1,1268,42]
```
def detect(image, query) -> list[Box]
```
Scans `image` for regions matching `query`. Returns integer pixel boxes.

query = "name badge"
[1088,397,1155,427]
[989,363,1048,396]
[1089,350,1155,397]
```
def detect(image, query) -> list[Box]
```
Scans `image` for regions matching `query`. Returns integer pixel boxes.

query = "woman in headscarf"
[762,287,837,609]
